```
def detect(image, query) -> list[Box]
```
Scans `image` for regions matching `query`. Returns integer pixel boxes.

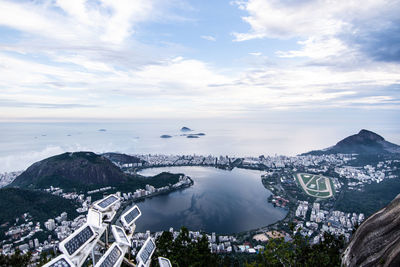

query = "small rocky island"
[181,133,206,138]
[160,127,206,139]
[181,127,192,132]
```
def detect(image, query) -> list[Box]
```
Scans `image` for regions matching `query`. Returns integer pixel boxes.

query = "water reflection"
[133,166,287,234]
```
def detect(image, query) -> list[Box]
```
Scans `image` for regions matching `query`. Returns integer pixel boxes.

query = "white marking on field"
[296,173,333,198]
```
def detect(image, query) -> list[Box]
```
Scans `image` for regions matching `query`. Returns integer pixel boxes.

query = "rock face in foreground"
[303,129,400,155]
[342,194,400,267]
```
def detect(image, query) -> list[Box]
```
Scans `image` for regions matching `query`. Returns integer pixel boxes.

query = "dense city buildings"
[0,152,398,263]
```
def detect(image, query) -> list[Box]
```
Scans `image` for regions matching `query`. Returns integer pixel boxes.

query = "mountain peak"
[302,129,400,155]
[356,129,385,141]
[10,151,128,190]
[335,129,385,148]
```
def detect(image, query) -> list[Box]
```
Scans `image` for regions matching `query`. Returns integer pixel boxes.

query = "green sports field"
[295,173,334,199]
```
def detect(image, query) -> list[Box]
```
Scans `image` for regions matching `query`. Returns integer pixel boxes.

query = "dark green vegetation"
[2,151,182,239]
[303,129,400,155]
[0,188,77,224]
[335,178,400,216]
[151,227,251,267]
[0,249,56,266]
[11,152,129,191]
[246,232,345,267]
[10,152,181,193]
[116,172,181,193]
[0,188,79,238]
[347,153,398,167]
[102,152,144,165]
[0,188,78,225]
[151,227,219,267]
[151,227,345,267]
[0,250,32,267]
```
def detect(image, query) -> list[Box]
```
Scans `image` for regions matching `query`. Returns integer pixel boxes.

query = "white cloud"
[276,37,348,59]
[233,0,391,40]
[249,52,262,56]
[233,0,400,64]
[201,35,217,41]
[0,0,165,45]
[1,46,399,120]
[0,0,399,121]
[0,146,66,172]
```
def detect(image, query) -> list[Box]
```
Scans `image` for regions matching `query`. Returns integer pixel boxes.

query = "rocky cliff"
[342,194,400,267]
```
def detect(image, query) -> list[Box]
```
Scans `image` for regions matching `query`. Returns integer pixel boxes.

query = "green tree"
[151,227,219,267]
[246,232,345,267]
[0,249,32,267]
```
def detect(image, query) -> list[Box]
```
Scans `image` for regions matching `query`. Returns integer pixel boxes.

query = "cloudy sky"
[0,0,399,121]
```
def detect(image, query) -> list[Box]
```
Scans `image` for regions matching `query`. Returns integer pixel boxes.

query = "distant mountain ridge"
[10,152,129,190]
[303,129,400,155]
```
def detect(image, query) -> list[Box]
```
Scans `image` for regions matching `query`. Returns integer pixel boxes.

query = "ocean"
[0,116,399,172]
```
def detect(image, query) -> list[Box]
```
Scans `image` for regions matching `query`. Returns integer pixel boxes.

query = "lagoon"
[134,166,287,234]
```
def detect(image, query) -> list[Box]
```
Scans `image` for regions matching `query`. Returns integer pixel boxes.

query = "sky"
[0,0,399,121]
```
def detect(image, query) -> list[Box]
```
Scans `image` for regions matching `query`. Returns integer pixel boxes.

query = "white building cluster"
[1,210,87,262]
[335,159,399,186]
[294,201,365,244]
[128,153,354,174]
[87,186,113,194]
[119,175,191,201]
[0,173,193,258]
[295,201,309,218]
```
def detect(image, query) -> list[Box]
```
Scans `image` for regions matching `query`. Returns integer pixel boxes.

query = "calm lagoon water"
[133,166,287,234]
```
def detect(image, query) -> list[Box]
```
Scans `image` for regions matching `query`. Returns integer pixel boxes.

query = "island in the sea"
[180,126,192,132]
[181,133,206,138]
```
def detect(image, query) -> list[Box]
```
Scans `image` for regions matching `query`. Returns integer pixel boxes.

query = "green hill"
[10,152,129,191]
[303,129,400,155]
[116,172,182,193]
[10,151,182,194]
[102,152,145,165]
[0,188,79,226]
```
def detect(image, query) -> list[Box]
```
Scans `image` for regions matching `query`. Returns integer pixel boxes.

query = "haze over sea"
[1,112,399,173]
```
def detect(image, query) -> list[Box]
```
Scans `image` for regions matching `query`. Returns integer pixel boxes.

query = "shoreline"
[131,165,289,239]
